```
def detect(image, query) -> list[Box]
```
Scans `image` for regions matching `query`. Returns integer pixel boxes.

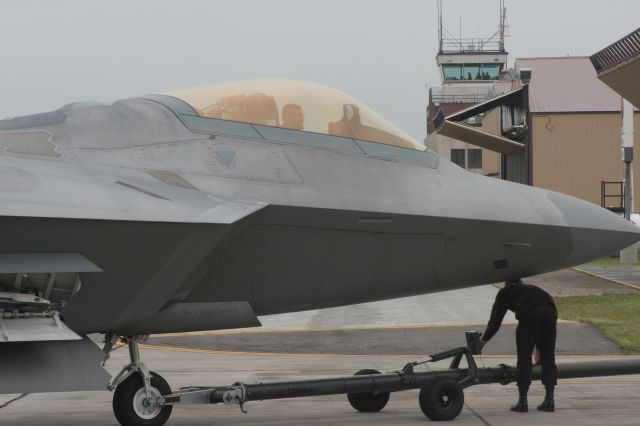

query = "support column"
[620,99,637,264]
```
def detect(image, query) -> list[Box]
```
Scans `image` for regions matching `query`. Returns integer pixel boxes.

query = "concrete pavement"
[1,348,639,425]
[1,267,639,425]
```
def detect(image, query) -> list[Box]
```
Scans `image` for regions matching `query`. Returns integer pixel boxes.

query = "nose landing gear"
[105,336,172,426]
[112,371,172,426]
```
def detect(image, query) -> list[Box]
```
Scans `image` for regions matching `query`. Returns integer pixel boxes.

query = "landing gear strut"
[106,336,172,426]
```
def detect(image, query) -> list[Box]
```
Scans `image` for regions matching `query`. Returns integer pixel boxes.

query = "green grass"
[585,256,640,265]
[555,293,640,353]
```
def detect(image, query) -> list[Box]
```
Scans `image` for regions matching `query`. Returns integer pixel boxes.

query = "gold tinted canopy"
[169,79,423,150]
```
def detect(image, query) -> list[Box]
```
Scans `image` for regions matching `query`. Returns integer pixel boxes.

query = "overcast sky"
[1,0,638,142]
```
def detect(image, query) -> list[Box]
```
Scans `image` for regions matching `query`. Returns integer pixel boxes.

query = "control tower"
[426,0,509,177]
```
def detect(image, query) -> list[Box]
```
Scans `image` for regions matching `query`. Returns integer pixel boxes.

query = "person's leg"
[513,316,537,412]
[537,307,558,412]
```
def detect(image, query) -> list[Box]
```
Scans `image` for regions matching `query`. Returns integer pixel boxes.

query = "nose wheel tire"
[419,377,464,421]
[113,371,173,426]
[347,369,391,413]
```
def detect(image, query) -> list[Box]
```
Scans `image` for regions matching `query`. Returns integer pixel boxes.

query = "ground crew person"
[479,279,558,413]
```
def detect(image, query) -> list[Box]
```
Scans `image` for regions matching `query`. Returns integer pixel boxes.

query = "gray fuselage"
[0,96,637,335]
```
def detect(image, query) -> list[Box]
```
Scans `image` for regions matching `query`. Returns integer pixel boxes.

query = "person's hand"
[533,348,541,365]
[479,336,487,348]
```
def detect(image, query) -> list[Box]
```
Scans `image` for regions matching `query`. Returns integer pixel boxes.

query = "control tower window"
[443,65,463,80]
[460,64,476,80]
[480,64,501,80]
[443,64,502,81]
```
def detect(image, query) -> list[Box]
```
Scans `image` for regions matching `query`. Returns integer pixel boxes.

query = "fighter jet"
[0,79,638,425]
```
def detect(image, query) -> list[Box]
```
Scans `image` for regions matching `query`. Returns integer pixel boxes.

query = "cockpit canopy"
[169,79,423,150]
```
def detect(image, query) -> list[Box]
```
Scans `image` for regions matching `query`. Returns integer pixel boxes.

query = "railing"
[590,27,640,74]
[440,37,504,53]
[429,87,489,105]
[601,180,624,213]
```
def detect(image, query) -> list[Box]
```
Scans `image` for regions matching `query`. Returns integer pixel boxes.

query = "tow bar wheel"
[419,377,464,421]
[113,372,173,426]
[347,369,391,412]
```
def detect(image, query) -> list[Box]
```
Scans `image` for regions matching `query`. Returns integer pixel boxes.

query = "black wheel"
[346,369,390,413]
[419,377,464,421]
[113,371,173,426]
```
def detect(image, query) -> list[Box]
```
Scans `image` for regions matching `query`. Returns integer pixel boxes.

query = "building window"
[451,149,466,168]
[468,149,483,169]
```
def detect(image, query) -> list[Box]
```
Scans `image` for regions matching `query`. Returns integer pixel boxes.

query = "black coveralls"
[482,283,558,387]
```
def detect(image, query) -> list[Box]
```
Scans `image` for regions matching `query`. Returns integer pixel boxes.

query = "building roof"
[515,56,622,113]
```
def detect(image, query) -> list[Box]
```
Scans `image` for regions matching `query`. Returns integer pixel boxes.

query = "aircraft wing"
[0,153,267,393]
[0,150,268,336]
[0,152,268,224]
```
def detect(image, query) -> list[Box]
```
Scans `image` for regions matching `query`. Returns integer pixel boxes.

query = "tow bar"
[151,331,640,422]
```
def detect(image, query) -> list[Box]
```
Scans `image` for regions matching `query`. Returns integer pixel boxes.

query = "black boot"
[511,385,528,412]
[537,384,555,412]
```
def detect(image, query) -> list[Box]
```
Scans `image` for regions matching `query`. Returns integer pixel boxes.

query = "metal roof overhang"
[436,120,524,154]
[591,27,640,108]
[432,85,526,154]
[597,60,640,108]
[445,85,526,122]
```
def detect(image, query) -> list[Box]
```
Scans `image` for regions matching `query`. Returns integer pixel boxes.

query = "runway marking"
[558,380,640,384]
[572,266,640,291]
[465,403,491,425]
[140,343,635,360]
[0,393,28,409]
[150,320,576,338]
[493,380,640,385]
[474,380,640,387]
[140,343,352,357]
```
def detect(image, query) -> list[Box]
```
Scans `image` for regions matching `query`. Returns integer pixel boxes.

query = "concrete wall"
[531,112,640,210]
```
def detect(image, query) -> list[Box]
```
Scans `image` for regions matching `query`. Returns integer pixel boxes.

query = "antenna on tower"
[437,0,507,54]
[499,0,507,52]
[437,0,443,53]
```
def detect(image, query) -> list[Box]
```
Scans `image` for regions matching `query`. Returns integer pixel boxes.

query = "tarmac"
[1,267,639,426]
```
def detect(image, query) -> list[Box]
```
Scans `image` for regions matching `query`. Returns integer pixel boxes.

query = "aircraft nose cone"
[548,191,640,264]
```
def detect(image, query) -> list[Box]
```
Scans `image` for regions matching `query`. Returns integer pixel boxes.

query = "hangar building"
[427,54,640,211]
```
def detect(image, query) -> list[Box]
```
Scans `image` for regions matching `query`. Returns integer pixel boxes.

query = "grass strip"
[555,293,640,354]
[586,256,639,265]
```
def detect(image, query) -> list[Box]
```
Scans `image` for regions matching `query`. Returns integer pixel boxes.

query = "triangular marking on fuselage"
[215,151,236,169]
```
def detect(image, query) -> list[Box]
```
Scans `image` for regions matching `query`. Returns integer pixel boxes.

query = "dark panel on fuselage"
[184,205,581,316]
[188,223,443,314]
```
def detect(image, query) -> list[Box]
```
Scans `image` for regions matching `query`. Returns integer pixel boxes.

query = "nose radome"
[547,191,640,264]
[549,190,639,234]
